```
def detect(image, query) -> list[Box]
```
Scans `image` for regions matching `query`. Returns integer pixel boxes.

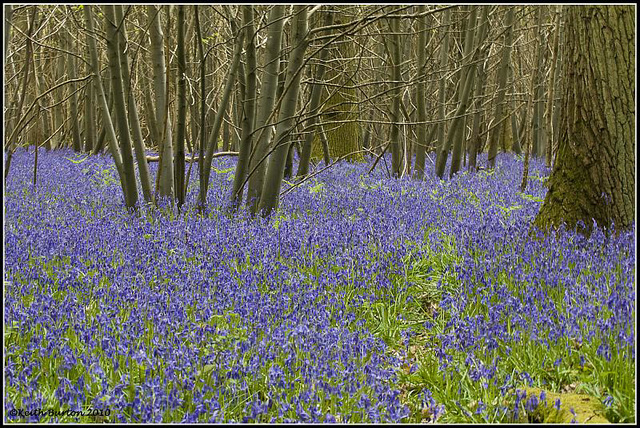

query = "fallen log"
[145,151,239,163]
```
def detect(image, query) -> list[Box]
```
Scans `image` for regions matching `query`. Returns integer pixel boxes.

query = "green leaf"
[309,182,325,194]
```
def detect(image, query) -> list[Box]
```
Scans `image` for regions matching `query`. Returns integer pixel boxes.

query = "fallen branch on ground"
[145,151,239,163]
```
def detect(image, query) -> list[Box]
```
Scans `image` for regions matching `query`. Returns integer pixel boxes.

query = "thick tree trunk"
[310,9,362,164]
[535,6,635,234]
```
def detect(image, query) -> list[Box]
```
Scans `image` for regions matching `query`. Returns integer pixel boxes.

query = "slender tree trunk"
[231,6,257,208]
[141,76,159,149]
[535,5,634,235]
[104,5,139,208]
[413,6,430,179]
[487,7,515,168]
[113,5,153,203]
[200,12,245,205]
[83,5,130,204]
[450,6,487,177]
[33,47,52,150]
[246,5,285,213]
[194,5,207,212]
[297,8,333,178]
[509,64,522,155]
[148,5,174,201]
[545,6,562,168]
[437,7,478,178]
[258,6,308,216]
[4,5,12,63]
[468,8,490,170]
[84,80,95,152]
[388,16,403,177]
[531,6,547,159]
[64,31,82,152]
[434,8,451,177]
[174,5,187,208]
[93,87,113,155]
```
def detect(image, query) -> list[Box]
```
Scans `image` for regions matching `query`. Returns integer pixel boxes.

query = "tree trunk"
[104,5,139,208]
[246,5,285,213]
[434,8,452,177]
[83,5,130,204]
[174,5,187,207]
[114,5,153,203]
[148,5,174,201]
[437,7,478,179]
[64,30,83,152]
[258,5,308,216]
[413,5,430,179]
[545,6,562,168]
[310,8,362,164]
[200,11,245,206]
[531,6,547,159]
[297,8,333,178]
[509,64,522,155]
[231,5,257,209]
[487,7,515,168]
[388,15,403,177]
[534,6,635,235]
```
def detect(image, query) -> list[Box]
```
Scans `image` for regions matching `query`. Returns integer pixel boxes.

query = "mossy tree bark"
[311,8,362,163]
[534,5,635,235]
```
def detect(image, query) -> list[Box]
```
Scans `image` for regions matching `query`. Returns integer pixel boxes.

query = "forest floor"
[4,148,635,423]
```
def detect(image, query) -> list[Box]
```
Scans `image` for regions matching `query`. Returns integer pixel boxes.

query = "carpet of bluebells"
[4,148,635,423]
